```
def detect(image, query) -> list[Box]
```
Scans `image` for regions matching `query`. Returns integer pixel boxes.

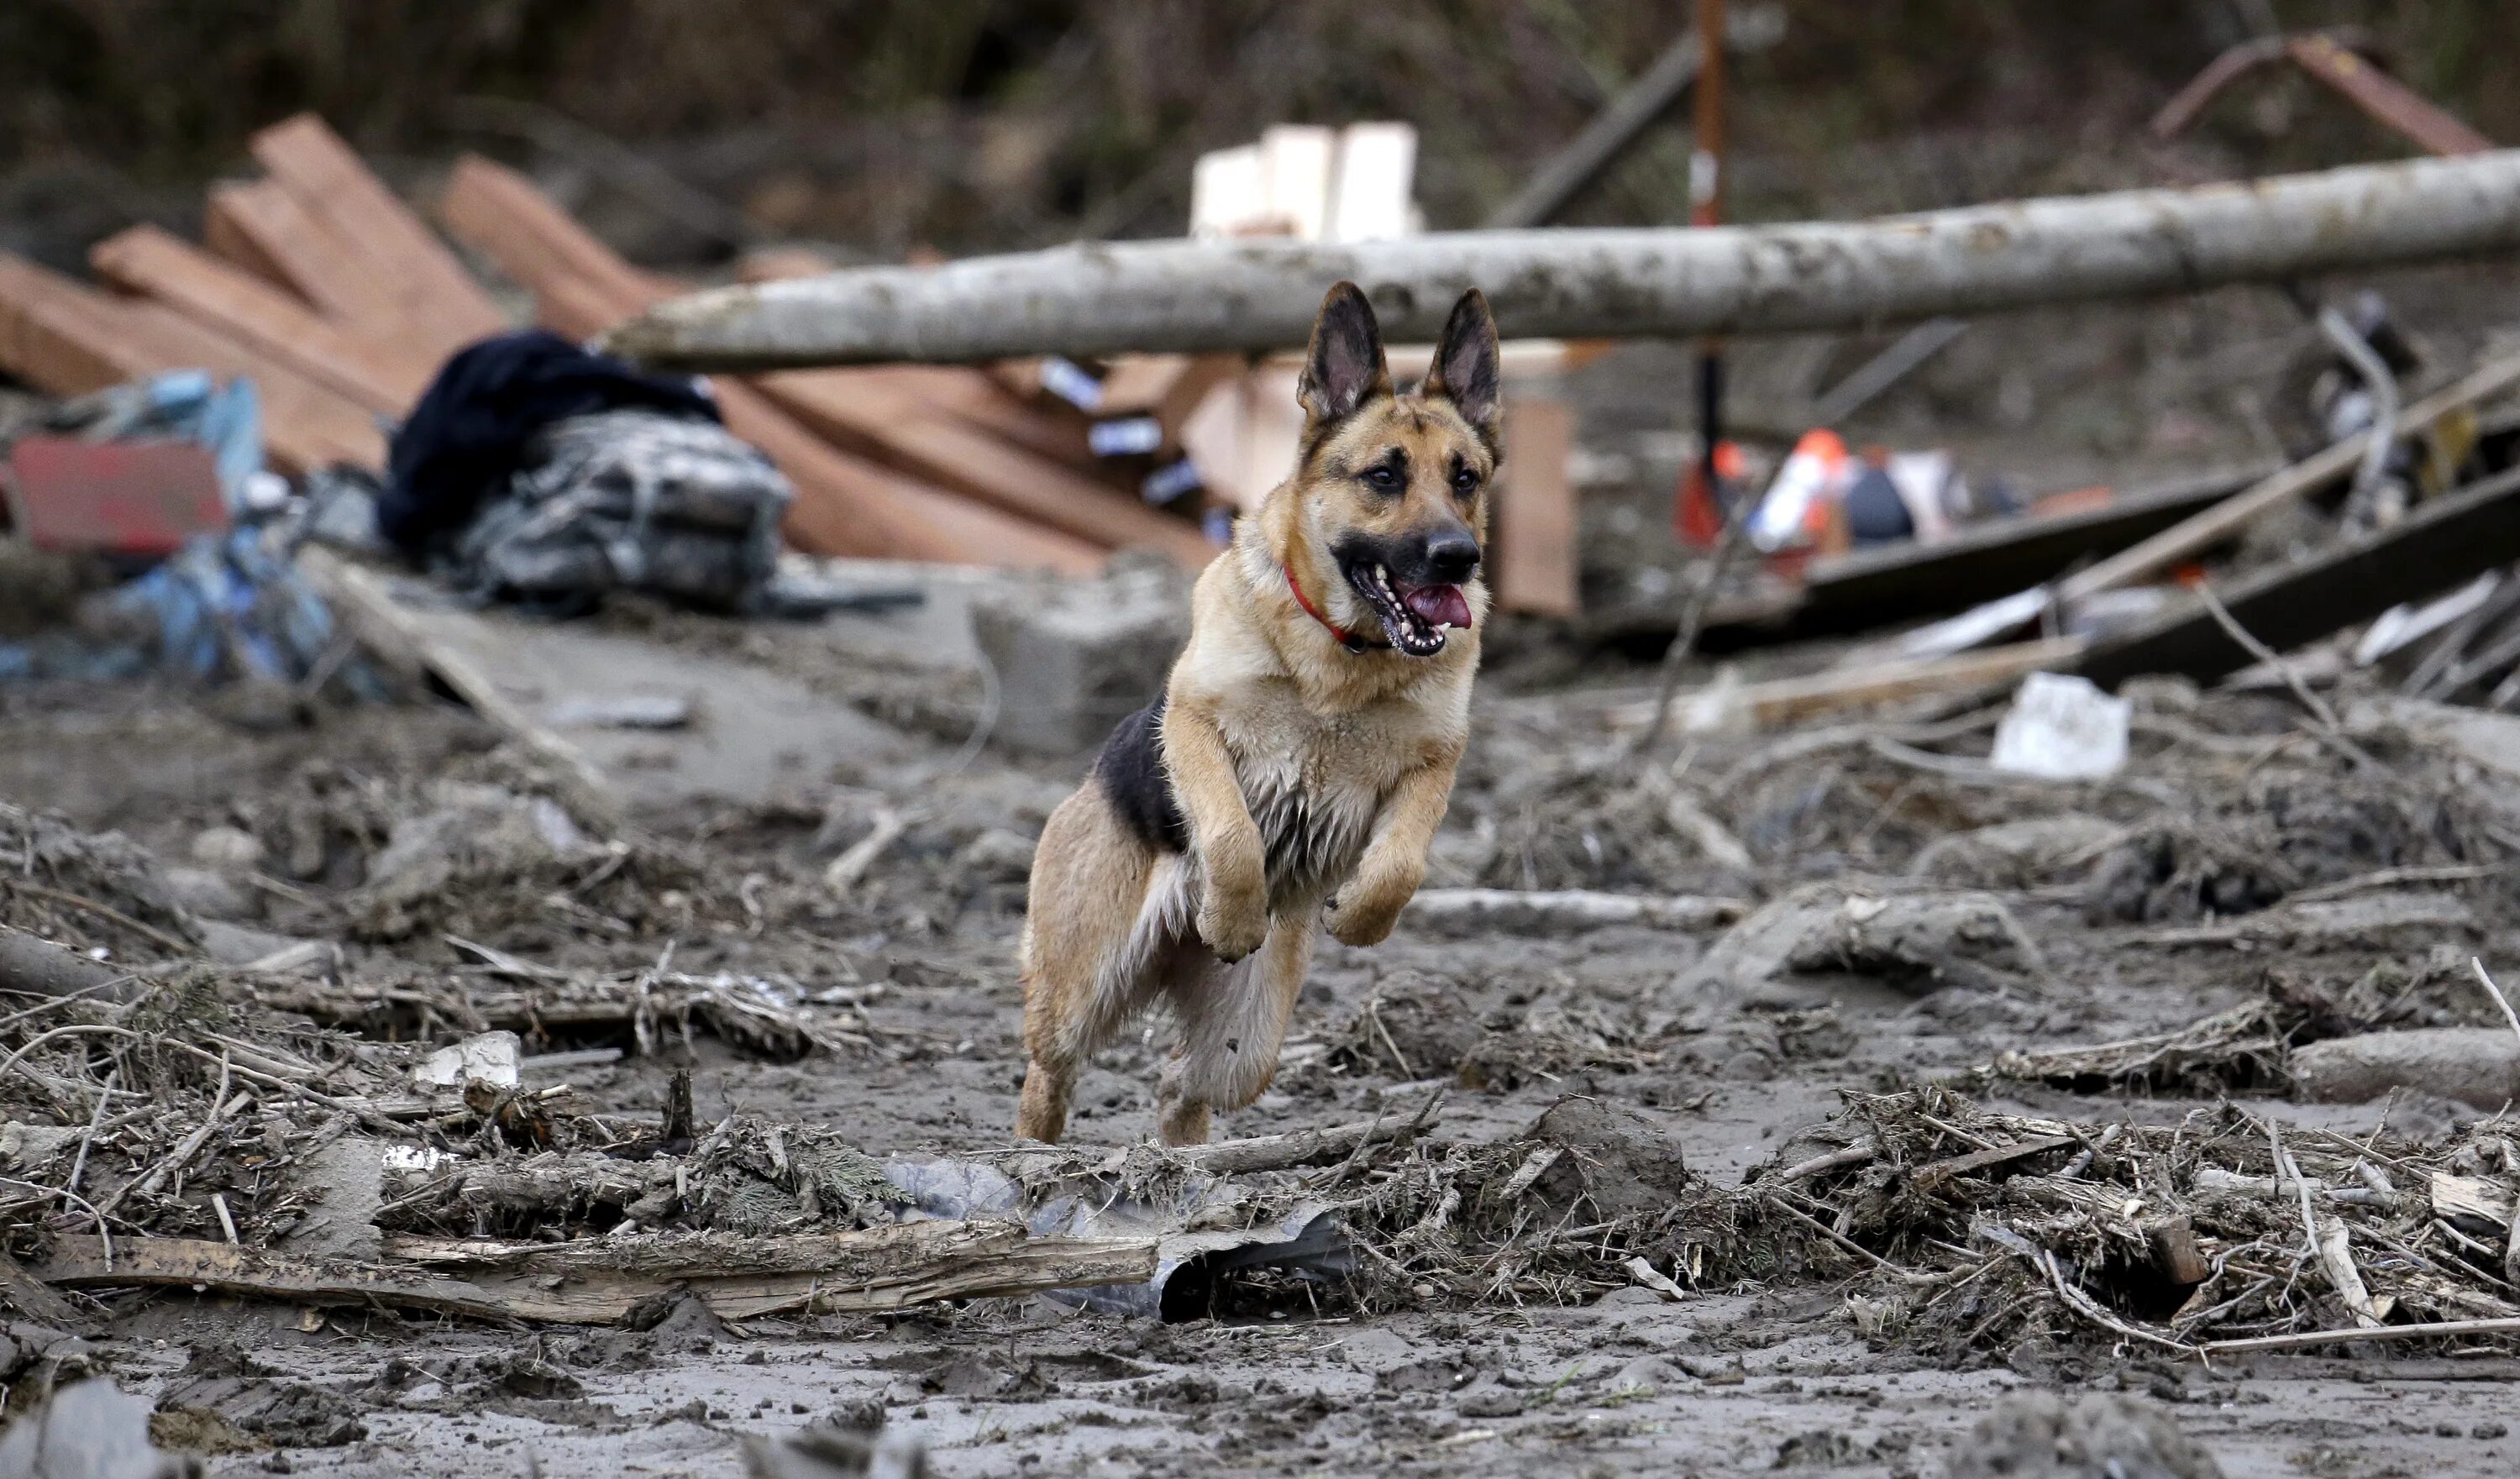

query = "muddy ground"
[6,525,2520,1477]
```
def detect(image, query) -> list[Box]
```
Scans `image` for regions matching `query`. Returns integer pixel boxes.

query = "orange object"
[1675,438,1747,548]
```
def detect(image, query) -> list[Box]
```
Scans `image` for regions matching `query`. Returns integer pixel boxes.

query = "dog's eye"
[1452,469,1480,496]
[1362,465,1400,490]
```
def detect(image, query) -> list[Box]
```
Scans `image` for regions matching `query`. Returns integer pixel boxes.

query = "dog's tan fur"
[1016,282,1501,1145]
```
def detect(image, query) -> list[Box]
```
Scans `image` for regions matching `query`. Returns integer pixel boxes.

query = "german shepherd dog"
[1016,281,1499,1146]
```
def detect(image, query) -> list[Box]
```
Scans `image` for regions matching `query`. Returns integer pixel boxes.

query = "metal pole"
[1692,0,1730,510]
[1631,0,1736,760]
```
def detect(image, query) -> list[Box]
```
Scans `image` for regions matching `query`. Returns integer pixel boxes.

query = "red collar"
[1284,559,1386,653]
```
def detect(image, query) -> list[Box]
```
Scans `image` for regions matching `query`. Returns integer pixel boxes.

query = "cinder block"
[970,565,1190,755]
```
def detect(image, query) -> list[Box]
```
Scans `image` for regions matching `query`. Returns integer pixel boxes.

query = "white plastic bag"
[1990,672,2130,780]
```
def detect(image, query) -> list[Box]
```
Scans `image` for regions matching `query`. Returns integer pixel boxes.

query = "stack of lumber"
[0,114,1218,574]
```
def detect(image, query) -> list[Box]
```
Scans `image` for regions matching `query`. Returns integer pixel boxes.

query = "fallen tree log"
[0,925,144,1004]
[40,1222,1158,1324]
[606,151,2520,368]
[2292,1027,2520,1109]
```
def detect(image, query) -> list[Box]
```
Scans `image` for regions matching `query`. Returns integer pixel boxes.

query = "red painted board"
[3,437,227,556]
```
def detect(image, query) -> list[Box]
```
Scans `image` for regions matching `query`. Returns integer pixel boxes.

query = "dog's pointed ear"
[1423,289,1501,444]
[1298,281,1392,424]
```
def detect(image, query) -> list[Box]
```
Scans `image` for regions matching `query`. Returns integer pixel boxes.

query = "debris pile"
[1725,1085,2520,1356]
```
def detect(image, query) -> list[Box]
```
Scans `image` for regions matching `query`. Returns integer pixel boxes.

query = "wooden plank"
[0,254,149,395]
[2429,1170,2516,1230]
[759,367,1216,564]
[200,180,407,334]
[1611,637,2087,734]
[202,189,296,293]
[718,380,1108,571]
[1491,398,1579,617]
[1793,467,2266,635]
[445,157,1109,572]
[112,300,386,473]
[249,113,508,352]
[2073,464,2520,690]
[0,1249,89,1330]
[90,224,428,414]
[2060,352,2520,604]
[40,1236,556,1323]
[0,254,381,473]
[439,156,655,308]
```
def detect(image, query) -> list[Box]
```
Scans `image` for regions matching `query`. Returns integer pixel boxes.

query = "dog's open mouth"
[1342,560,1473,657]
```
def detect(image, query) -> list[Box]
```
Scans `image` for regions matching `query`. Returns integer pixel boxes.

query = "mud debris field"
[4,572,2520,1479]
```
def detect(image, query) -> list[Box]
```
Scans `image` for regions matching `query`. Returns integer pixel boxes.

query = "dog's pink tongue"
[1404,584,1473,629]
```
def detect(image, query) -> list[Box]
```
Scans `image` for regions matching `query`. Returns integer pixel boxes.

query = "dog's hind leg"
[1018,789,1194,1143]
[1156,912,1320,1146]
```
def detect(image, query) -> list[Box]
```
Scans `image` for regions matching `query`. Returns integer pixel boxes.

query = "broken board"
[2075,464,2520,690]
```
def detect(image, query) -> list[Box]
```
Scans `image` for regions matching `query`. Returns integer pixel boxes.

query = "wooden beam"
[758,367,1215,563]
[0,255,148,396]
[200,180,408,334]
[1492,398,1579,617]
[90,224,428,414]
[438,156,656,309]
[202,189,297,293]
[718,379,1105,571]
[112,300,387,472]
[249,113,509,354]
[0,254,381,474]
[2073,464,2520,690]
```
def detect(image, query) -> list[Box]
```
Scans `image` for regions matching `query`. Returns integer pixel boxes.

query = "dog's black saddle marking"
[1094,699,1188,852]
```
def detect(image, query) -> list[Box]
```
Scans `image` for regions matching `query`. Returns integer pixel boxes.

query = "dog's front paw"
[1325,878,1410,947]
[1198,878,1270,962]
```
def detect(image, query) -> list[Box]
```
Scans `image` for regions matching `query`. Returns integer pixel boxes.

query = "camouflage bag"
[449,408,791,615]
